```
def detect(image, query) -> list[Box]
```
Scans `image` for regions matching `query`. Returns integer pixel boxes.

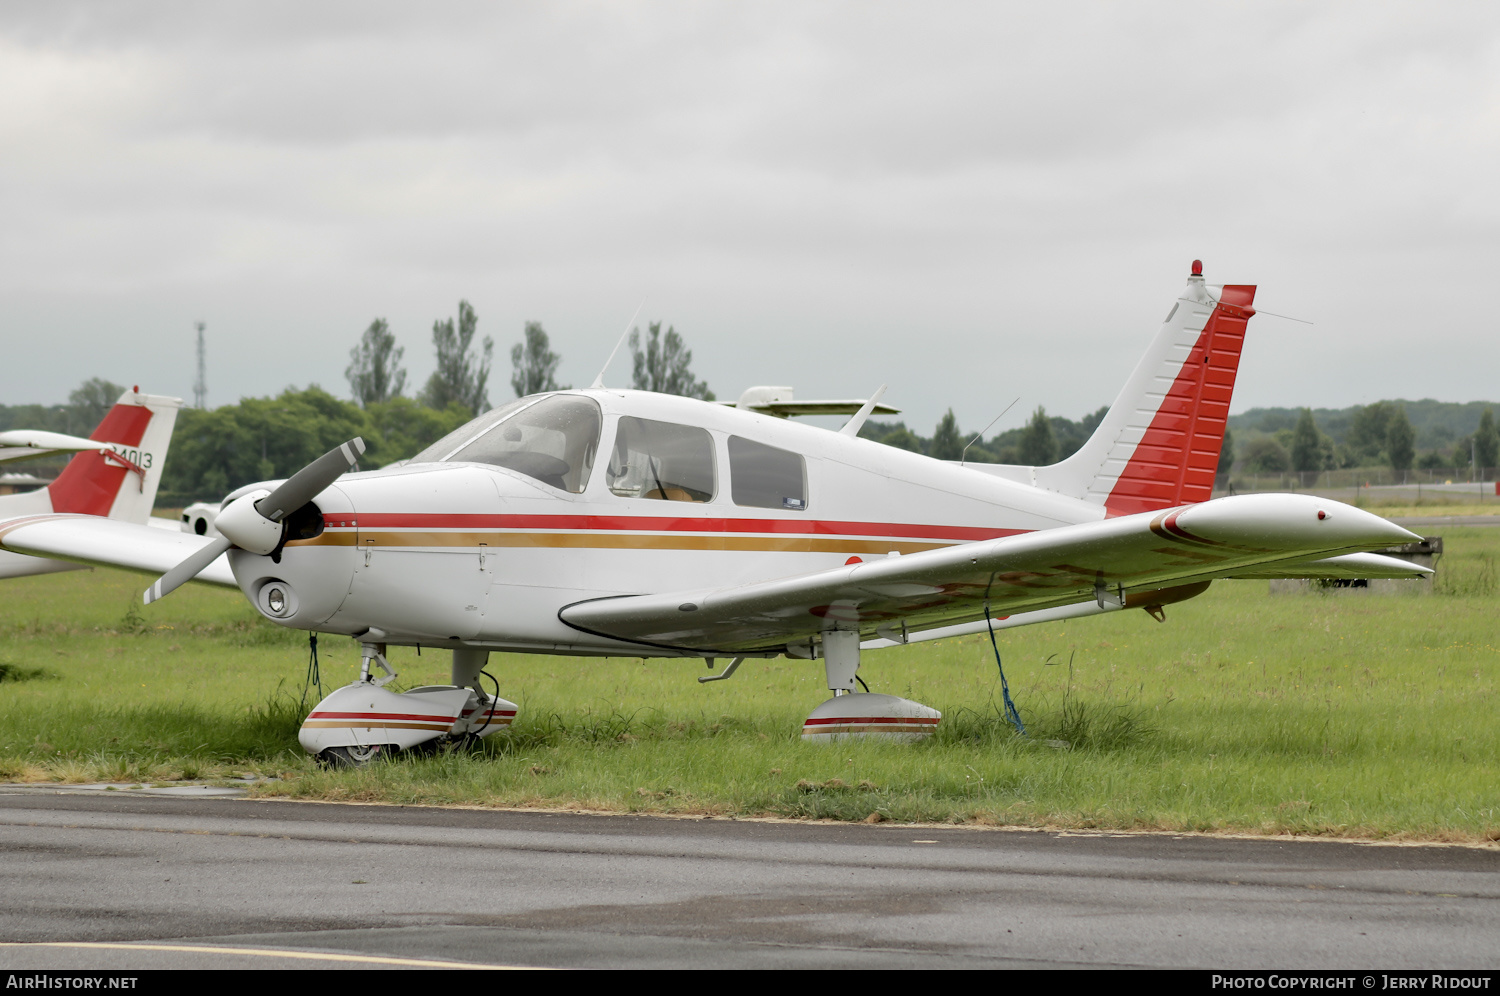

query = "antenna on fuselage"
[838,384,888,437]
[589,301,645,389]
[960,396,1020,466]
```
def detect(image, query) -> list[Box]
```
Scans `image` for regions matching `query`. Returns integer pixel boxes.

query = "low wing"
[1226,551,1431,580]
[0,514,236,587]
[559,493,1420,654]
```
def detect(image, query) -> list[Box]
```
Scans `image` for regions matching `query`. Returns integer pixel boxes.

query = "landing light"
[258,581,297,618]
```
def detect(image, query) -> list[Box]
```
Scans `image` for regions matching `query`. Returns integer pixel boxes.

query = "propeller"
[143,438,365,605]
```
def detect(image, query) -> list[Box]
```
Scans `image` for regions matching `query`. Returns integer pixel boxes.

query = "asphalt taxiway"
[0,789,1497,970]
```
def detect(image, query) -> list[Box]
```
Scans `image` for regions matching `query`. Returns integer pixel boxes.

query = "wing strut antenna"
[960,397,1020,466]
[838,385,888,437]
[589,301,645,389]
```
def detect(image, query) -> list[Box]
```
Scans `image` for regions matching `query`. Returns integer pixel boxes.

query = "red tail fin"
[47,391,180,522]
[1035,264,1255,515]
[1100,284,1254,515]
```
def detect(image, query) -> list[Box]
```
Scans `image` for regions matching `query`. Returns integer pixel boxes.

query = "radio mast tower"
[193,321,207,408]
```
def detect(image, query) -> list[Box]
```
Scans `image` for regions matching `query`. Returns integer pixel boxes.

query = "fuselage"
[229,389,1106,655]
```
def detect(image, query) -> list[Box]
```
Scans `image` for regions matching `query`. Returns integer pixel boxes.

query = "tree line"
[174,303,712,502]
[1230,402,1500,478]
[856,405,1114,466]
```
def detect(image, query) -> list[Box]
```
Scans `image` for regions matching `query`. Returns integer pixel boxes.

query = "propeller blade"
[143,535,233,605]
[255,437,365,523]
[140,438,364,607]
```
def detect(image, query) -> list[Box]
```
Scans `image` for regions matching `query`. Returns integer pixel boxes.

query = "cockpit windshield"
[443,395,601,493]
[408,398,530,465]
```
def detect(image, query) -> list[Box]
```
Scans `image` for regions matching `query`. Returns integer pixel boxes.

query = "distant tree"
[68,377,127,432]
[1347,402,1394,464]
[161,385,372,499]
[420,301,493,416]
[345,318,407,407]
[1078,404,1109,437]
[509,321,567,397]
[1242,437,1290,474]
[1016,406,1058,465]
[1051,404,1107,460]
[1254,411,1299,434]
[1217,427,1235,474]
[1386,406,1415,474]
[930,410,964,461]
[1417,449,1448,471]
[629,322,714,400]
[365,397,473,462]
[1475,408,1499,477]
[1291,408,1322,479]
[870,423,924,453]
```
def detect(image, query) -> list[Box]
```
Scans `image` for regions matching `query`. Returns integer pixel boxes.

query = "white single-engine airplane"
[0,263,1428,765]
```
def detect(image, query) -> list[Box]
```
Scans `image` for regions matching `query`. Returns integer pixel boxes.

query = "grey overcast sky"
[2,1,1497,433]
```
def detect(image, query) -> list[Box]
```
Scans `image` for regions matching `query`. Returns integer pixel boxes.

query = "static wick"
[961,397,1020,466]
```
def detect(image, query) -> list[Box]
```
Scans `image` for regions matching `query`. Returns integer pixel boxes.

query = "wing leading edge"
[558,493,1422,655]
[0,514,236,587]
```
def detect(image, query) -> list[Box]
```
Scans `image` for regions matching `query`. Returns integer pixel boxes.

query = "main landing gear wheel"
[317,743,396,769]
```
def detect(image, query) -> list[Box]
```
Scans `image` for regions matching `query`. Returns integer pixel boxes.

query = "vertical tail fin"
[1034,262,1255,515]
[46,390,181,523]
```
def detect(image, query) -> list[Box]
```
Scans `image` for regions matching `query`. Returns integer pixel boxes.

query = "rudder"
[1034,262,1255,515]
[46,389,181,523]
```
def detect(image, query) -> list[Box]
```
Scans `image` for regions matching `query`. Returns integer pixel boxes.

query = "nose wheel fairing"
[801,692,941,742]
[298,683,518,759]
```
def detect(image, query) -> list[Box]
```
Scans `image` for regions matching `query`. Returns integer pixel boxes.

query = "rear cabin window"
[445,395,601,493]
[728,436,807,510]
[607,417,716,502]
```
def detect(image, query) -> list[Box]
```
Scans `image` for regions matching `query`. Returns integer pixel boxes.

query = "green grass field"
[1,526,1496,840]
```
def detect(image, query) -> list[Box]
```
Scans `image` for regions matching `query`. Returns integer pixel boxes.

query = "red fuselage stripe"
[308,711,456,722]
[320,512,1021,543]
[803,716,941,726]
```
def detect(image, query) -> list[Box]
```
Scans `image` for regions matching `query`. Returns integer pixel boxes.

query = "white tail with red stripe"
[1003,263,1255,515]
[46,389,181,523]
[0,389,182,580]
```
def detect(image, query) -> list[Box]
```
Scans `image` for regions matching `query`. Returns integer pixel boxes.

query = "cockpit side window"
[728,436,807,510]
[446,396,601,493]
[607,417,716,502]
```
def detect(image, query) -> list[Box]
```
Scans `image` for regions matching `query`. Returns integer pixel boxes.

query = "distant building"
[0,472,48,495]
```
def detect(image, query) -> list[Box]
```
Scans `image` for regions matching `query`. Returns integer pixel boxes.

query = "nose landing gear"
[298,644,518,767]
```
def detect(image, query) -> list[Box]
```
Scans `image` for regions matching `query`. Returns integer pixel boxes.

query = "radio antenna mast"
[193,321,207,408]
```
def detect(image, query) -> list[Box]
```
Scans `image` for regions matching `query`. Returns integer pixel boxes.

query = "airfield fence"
[1225,466,1497,495]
